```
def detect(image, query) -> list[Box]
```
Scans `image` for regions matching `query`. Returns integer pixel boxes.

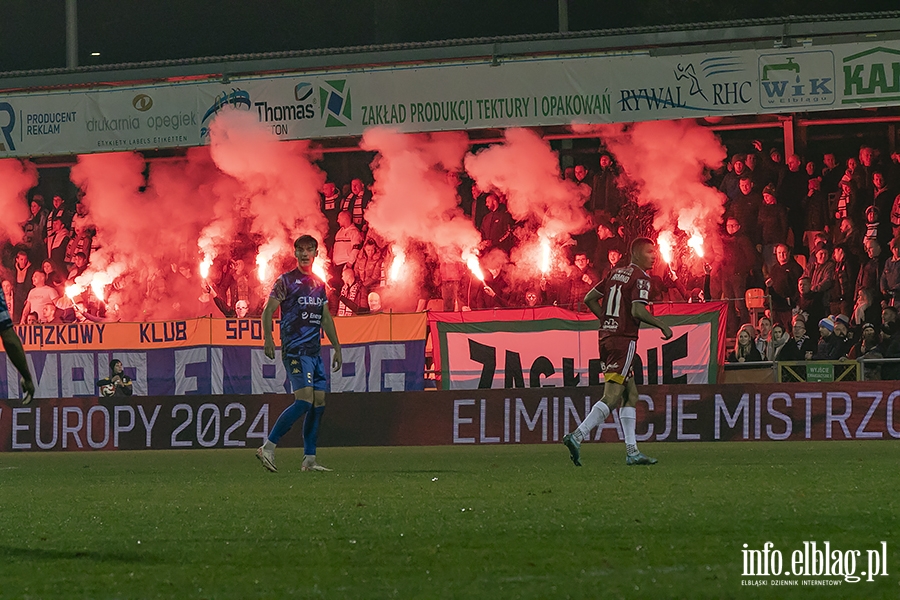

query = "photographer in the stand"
[98,359,133,398]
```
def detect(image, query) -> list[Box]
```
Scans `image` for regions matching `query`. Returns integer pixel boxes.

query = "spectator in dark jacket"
[812,317,843,360]
[776,318,816,361]
[857,238,886,305]
[719,217,760,334]
[831,244,858,317]
[766,243,803,329]
[757,184,789,269]
[880,236,900,307]
[803,176,831,253]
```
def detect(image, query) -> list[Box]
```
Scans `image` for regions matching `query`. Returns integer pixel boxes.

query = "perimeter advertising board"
[1,381,898,451]
[0,41,898,157]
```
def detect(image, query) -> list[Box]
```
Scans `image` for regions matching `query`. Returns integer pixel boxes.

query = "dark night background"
[2,0,899,72]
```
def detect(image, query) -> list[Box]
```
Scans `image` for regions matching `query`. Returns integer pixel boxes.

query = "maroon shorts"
[598,336,638,385]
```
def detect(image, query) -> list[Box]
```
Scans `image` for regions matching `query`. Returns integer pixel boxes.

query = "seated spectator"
[24,311,39,325]
[727,324,763,363]
[776,318,815,361]
[766,323,788,361]
[849,322,883,380]
[832,314,854,358]
[812,317,843,360]
[755,316,773,357]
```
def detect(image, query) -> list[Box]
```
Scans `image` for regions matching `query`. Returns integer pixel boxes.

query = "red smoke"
[0,159,38,245]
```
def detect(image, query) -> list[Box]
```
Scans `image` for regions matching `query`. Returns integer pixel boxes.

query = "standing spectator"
[873,172,894,248]
[821,152,843,196]
[724,177,762,244]
[833,174,860,228]
[331,211,362,287]
[831,244,858,317]
[340,179,371,230]
[67,252,89,281]
[355,239,384,292]
[727,324,763,363]
[719,154,747,202]
[880,237,900,307]
[22,196,48,265]
[797,277,827,343]
[438,257,464,312]
[853,146,877,205]
[20,271,58,325]
[856,238,886,306]
[587,153,622,218]
[479,194,515,255]
[853,288,882,331]
[809,242,835,310]
[46,219,71,274]
[891,194,900,241]
[766,243,802,329]
[719,217,760,334]
[45,195,73,240]
[832,217,865,261]
[12,249,35,324]
[466,182,490,229]
[777,154,808,252]
[65,220,95,267]
[803,177,831,254]
[337,267,364,317]
[757,184,788,268]
[40,259,65,294]
[566,252,600,313]
[321,182,342,249]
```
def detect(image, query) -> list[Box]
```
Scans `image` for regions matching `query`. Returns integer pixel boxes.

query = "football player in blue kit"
[256,235,343,473]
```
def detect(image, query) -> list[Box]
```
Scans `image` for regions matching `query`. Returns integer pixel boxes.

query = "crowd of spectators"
[4,138,900,379]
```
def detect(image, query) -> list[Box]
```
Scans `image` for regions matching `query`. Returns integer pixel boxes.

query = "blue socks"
[303,406,326,455]
[268,400,312,445]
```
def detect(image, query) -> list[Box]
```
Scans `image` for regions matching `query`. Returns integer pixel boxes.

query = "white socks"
[620,406,638,456]
[574,400,611,442]
[263,440,277,451]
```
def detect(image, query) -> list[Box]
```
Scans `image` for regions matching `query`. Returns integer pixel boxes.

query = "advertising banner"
[2,380,899,451]
[427,303,727,390]
[1,40,899,157]
[0,314,427,398]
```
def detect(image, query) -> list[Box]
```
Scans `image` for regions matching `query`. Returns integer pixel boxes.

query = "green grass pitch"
[0,442,897,599]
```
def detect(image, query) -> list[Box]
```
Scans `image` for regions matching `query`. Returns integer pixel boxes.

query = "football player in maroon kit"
[563,237,672,466]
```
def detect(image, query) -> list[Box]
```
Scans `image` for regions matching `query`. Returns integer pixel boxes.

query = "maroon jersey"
[591,263,651,340]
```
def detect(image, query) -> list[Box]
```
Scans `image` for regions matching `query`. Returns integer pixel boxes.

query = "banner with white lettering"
[1,41,899,157]
[2,381,899,451]
[0,340,424,399]
[427,303,727,390]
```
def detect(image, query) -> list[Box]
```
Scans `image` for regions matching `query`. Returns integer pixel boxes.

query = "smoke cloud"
[0,159,38,245]
[69,108,327,321]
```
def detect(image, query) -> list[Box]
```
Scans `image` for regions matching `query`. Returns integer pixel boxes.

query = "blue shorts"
[283,352,328,392]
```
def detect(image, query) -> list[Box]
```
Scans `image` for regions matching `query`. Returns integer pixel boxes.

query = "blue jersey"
[0,286,12,331]
[270,268,328,356]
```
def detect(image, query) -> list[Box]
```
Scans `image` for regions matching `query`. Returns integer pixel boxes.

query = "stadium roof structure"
[2,11,900,93]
